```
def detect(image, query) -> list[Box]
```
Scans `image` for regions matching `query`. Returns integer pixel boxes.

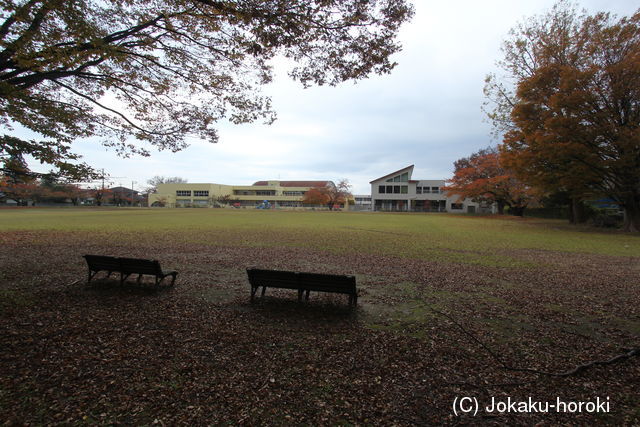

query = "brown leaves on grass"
[0,230,639,424]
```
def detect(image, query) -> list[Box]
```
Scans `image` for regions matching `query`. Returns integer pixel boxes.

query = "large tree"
[444,147,534,216]
[486,1,640,231]
[484,0,598,222]
[0,0,413,178]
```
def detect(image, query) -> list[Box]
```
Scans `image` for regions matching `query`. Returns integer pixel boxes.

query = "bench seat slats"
[83,255,121,272]
[119,258,162,275]
[296,273,356,293]
[247,268,357,305]
[83,255,177,286]
[247,269,298,289]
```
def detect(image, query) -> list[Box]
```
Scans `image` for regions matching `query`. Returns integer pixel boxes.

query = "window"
[387,172,409,182]
[423,187,430,194]
[176,190,191,196]
[283,191,304,196]
[393,186,400,194]
[432,187,440,194]
[256,190,275,196]
[401,186,408,194]
[416,186,422,194]
[451,203,463,210]
[386,185,392,193]
[193,190,209,197]
[379,185,386,194]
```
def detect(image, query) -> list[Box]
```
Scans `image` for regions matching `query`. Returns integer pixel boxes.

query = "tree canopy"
[0,0,413,177]
[444,147,534,216]
[485,1,640,231]
[302,179,351,210]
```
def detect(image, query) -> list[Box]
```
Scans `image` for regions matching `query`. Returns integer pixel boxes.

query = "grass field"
[0,208,639,424]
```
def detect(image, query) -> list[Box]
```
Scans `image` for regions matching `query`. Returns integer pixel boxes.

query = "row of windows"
[379,185,408,194]
[283,191,306,196]
[379,185,443,195]
[417,187,440,194]
[234,190,276,196]
[176,190,209,197]
[385,172,409,182]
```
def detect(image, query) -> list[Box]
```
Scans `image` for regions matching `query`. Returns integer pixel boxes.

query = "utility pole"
[131,181,136,207]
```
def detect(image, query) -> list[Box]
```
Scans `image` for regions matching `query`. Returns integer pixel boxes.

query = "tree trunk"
[497,200,505,215]
[569,197,588,224]
[622,199,640,233]
[511,206,525,217]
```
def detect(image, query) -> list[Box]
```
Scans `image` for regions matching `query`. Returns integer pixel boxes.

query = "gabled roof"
[253,180,333,188]
[369,165,414,184]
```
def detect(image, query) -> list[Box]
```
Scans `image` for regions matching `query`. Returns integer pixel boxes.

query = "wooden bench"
[83,255,178,286]
[247,268,357,305]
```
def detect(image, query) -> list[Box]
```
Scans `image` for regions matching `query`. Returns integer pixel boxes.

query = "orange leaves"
[302,180,352,209]
[302,187,331,206]
[445,147,535,214]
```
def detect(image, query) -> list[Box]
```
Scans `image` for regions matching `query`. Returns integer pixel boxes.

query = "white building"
[353,194,372,211]
[370,165,491,213]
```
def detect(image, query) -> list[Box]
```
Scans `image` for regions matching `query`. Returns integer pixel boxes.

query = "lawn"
[0,207,639,424]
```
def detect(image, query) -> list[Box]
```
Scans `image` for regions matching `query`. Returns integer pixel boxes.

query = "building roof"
[109,186,138,194]
[252,180,333,188]
[369,165,414,184]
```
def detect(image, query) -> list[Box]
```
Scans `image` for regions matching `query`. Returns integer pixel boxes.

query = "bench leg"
[138,274,144,284]
[305,289,310,301]
[87,270,95,283]
[298,289,303,301]
[170,273,177,286]
[261,286,266,297]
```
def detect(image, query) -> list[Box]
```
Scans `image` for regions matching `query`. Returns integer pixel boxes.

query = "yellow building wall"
[148,182,351,210]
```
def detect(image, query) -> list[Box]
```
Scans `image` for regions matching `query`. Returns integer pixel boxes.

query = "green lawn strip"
[0,209,638,259]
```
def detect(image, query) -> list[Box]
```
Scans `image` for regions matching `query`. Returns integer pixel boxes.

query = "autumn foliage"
[486,3,640,231]
[444,147,535,216]
[0,0,413,178]
[302,180,352,210]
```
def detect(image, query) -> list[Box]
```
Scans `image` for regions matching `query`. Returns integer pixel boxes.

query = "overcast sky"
[27,0,639,194]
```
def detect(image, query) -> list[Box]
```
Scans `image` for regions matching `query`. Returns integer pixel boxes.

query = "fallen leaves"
[0,227,638,424]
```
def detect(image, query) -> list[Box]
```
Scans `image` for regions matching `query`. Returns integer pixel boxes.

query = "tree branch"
[431,307,640,378]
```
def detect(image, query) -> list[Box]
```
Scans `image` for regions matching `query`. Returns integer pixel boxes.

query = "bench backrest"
[247,268,299,290]
[297,272,356,295]
[119,257,162,275]
[84,255,120,271]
